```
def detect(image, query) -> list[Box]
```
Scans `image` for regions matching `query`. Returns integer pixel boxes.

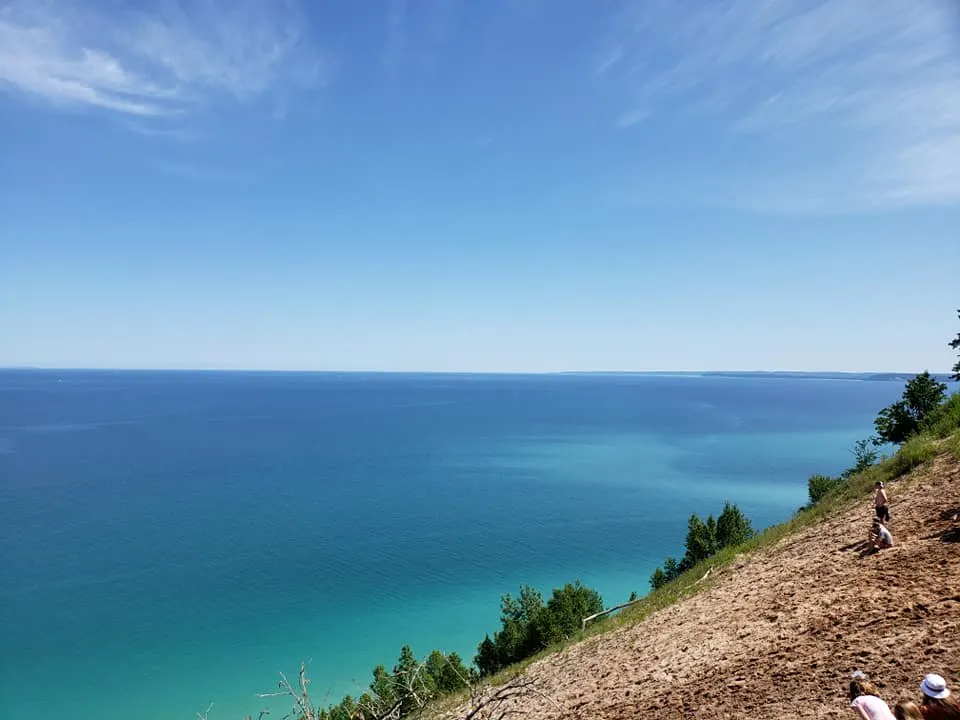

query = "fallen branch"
[463,677,545,720]
[580,597,643,630]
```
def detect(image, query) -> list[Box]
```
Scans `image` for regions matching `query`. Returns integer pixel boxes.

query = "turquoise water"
[0,371,907,719]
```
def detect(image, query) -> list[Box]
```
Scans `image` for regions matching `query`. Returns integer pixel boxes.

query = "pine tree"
[682,513,717,568]
[715,502,754,548]
[474,635,500,677]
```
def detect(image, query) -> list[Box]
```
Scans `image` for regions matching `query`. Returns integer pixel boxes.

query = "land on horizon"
[1,367,954,381]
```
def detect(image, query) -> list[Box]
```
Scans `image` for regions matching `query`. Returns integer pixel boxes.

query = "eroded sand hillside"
[441,454,960,719]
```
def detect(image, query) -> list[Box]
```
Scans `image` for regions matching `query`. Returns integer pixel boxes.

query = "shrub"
[533,581,604,646]
[949,432,960,461]
[807,474,843,505]
[842,438,879,477]
[887,435,938,477]
[922,392,960,439]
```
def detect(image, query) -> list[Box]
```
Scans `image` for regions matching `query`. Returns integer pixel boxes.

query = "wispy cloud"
[0,0,325,117]
[599,0,960,211]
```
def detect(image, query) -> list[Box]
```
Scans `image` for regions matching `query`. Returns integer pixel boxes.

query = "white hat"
[920,674,950,699]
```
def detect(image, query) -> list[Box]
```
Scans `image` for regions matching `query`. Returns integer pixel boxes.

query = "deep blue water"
[0,371,908,719]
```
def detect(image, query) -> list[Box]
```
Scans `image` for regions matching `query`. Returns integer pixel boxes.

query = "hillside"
[439,452,960,719]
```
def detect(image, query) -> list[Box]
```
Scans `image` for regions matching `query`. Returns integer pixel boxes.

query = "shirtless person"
[874,481,890,522]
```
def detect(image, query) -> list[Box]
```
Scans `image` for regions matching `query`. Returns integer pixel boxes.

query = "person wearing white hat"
[919,674,959,720]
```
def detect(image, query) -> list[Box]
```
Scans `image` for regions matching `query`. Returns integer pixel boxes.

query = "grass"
[425,425,960,717]
[924,392,960,439]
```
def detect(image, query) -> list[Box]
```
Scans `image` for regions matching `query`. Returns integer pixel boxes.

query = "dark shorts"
[875,504,890,521]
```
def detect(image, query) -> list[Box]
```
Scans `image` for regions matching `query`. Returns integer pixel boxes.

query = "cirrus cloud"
[0,0,326,117]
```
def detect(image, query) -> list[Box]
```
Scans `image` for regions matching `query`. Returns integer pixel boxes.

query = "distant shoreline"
[0,367,954,382]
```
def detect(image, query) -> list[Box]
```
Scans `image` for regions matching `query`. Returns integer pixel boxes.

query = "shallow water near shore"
[0,370,908,720]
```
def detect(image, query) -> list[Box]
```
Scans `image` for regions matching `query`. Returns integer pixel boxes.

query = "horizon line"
[1,366,953,376]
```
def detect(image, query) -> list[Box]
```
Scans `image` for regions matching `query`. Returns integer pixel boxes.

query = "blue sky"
[1,0,958,372]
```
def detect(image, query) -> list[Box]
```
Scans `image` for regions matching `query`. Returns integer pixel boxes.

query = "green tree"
[807,474,842,505]
[843,438,879,477]
[951,309,960,381]
[474,635,500,677]
[423,650,470,694]
[874,372,948,444]
[715,502,754,548]
[393,645,421,715]
[533,581,604,646]
[369,664,396,712]
[494,585,544,665]
[682,513,717,568]
[649,566,669,591]
[650,555,682,591]
[662,556,680,579]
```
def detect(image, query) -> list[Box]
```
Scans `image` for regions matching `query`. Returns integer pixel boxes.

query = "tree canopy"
[649,502,754,590]
[874,371,948,445]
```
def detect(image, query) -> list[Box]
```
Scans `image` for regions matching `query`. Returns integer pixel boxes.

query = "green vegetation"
[474,581,604,676]
[292,315,960,720]
[950,308,960,382]
[807,474,843,505]
[885,434,940,478]
[649,502,754,590]
[923,391,960,439]
[873,371,948,444]
[318,646,473,720]
[845,438,879,477]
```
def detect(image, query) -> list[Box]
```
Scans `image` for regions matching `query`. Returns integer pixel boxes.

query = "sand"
[442,454,960,719]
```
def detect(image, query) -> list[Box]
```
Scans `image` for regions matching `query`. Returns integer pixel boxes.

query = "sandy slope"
[444,454,960,719]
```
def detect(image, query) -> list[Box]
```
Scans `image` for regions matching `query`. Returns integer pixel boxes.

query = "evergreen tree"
[682,513,717,568]
[423,650,470,694]
[393,645,421,715]
[715,502,754,548]
[649,566,668,590]
[474,635,500,677]
[662,556,680,579]
[369,664,396,711]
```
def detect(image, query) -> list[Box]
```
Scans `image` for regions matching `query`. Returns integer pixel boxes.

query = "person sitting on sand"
[919,674,960,720]
[850,677,896,720]
[869,518,894,550]
[874,481,890,522]
[897,701,924,720]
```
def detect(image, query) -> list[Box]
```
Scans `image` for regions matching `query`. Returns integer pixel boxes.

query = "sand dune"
[443,454,960,719]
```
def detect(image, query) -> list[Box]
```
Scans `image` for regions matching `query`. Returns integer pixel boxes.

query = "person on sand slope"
[869,518,894,550]
[875,482,891,522]
[849,676,896,720]
[918,674,960,720]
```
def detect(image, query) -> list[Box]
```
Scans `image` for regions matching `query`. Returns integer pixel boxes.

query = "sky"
[1,0,959,373]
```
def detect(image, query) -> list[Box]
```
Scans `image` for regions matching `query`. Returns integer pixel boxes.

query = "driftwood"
[580,597,643,631]
[463,676,558,720]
